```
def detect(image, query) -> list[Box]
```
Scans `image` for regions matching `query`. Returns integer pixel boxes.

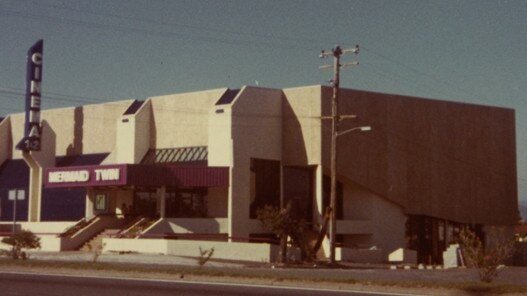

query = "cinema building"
[0,85,518,264]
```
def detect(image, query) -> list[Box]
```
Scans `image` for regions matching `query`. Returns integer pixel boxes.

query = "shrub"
[256,204,313,263]
[1,230,41,260]
[459,227,515,283]
[87,242,105,263]
[197,247,214,267]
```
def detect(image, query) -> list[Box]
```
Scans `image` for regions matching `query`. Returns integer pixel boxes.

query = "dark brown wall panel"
[322,87,517,225]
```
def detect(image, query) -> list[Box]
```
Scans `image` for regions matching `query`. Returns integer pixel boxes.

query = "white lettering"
[28,126,40,138]
[30,80,41,95]
[30,95,41,108]
[95,168,120,181]
[49,170,90,183]
[29,110,40,123]
[32,53,42,65]
[34,66,41,80]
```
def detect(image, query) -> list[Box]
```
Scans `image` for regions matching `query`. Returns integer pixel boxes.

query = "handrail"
[58,216,97,238]
[71,216,101,239]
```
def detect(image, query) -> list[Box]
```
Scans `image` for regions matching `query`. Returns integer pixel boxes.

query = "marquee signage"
[45,166,124,187]
[44,164,229,188]
[48,170,90,183]
[16,39,44,152]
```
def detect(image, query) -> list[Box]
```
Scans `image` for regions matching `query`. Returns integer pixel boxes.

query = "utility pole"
[320,45,359,265]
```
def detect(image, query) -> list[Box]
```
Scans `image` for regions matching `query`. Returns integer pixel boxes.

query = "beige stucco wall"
[115,100,152,164]
[0,117,11,165]
[3,221,76,234]
[8,113,25,160]
[210,86,283,239]
[341,179,406,259]
[103,238,281,262]
[282,85,323,166]
[150,88,228,149]
[72,101,134,155]
[9,101,132,159]
[146,218,228,234]
[208,105,233,167]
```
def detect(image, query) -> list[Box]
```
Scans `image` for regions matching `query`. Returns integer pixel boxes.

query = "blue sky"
[1,0,526,208]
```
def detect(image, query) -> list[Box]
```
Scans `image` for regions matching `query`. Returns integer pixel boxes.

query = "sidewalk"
[24,250,527,287]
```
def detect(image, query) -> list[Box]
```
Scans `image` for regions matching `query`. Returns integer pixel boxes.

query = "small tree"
[197,247,214,267]
[1,230,41,260]
[87,242,105,263]
[257,203,313,263]
[459,227,515,283]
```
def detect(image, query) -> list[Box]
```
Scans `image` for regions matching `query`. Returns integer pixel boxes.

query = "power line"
[2,5,524,123]
[361,46,527,117]
[0,9,322,52]
[29,1,330,49]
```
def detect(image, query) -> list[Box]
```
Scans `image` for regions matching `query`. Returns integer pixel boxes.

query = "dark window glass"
[249,158,280,218]
[133,191,158,218]
[283,166,313,223]
[165,188,207,218]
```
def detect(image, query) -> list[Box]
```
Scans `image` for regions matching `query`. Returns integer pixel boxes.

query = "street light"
[319,44,366,265]
[337,126,371,137]
[329,125,371,265]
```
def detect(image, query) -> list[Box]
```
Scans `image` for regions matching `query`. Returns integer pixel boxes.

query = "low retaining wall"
[337,247,384,263]
[0,222,77,252]
[103,238,280,262]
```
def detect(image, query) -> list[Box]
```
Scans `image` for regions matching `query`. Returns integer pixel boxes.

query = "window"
[134,188,208,218]
[94,193,108,211]
[166,189,207,218]
[134,191,158,218]
[283,166,314,222]
[249,158,280,219]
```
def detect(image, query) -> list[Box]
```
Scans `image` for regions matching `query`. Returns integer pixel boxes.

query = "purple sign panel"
[45,164,127,188]
[16,39,44,151]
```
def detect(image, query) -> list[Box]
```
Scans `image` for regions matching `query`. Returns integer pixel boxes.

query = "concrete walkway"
[25,250,527,287]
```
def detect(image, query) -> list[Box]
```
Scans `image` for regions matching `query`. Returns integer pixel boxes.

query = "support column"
[19,122,56,222]
[85,189,95,219]
[227,167,235,242]
[158,186,166,218]
[22,152,42,222]
[314,165,324,227]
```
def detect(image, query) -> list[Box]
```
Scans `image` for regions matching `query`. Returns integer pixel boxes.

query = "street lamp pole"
[328,46,341,265]
[320,45,362,265]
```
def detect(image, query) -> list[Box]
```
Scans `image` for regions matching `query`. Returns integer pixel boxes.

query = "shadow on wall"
[282,97,308,165]
[66,106,83,155]
[148,218,223,234]
[149,105,157,150]
[41,120,57,162]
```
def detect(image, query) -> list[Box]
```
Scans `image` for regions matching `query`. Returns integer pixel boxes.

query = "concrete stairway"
[79,229,120,251]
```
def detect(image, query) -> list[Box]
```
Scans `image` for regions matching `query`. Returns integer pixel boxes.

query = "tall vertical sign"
[16,39,43,151]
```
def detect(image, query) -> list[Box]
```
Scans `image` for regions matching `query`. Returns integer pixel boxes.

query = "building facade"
[0,85,518,264]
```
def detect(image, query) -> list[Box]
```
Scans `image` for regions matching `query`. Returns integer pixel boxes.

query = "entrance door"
[133,191,158,218]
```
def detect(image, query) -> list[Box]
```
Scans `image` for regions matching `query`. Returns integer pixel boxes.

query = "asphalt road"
[0,271,417,296]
